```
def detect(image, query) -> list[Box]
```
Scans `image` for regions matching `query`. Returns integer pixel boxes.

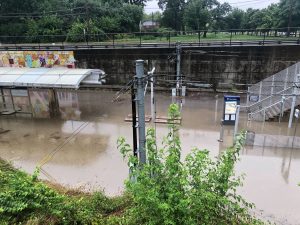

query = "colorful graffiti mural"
[0,51,75,68]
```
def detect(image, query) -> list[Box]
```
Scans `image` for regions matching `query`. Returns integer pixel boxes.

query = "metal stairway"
[245,62,300,121]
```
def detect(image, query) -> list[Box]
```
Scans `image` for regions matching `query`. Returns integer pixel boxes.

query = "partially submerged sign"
[223,95,240,125]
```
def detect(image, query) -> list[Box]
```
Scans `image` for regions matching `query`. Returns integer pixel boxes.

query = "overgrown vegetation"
[0,159,130,224]
[0,0,298,43]
[0,104,263,224]
[117,104,263,225]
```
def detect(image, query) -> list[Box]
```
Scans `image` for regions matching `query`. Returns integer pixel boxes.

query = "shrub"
[118,103,263,225]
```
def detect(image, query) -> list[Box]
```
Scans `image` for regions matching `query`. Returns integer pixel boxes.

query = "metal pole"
[292,116,299,148]
[176,42,181,96]
[150,74,155,123]
[246,86,249,107]
[270,75,275,105]
[288,93,296,128]
[259,82,263,101]
[233,105,240,140]
[131,85,138,158]
[112,34,115,47]
[136,60,146,164]
[218,119,224,142]
[139,32,142,46]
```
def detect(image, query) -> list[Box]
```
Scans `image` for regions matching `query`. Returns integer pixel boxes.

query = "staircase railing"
[245,62,300,121]
[247,62,300,106]
[248,95,294,121]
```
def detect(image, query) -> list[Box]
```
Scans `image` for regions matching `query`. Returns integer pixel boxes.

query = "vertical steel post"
[112,34,115,47]
[284,67,289,90]
[246,86,249,106]
[176,43,181,96]
[270,75,275,105]
[233,105,240,140]
[131,85,138,158]
[136,60,146,164]
[288,87,296,128]
[259,82,263,101]
[292,116,299,148]
[218,119,224,142]
[150,75,155,123]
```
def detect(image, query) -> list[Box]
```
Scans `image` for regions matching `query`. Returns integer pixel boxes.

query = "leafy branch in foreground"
[118,103,263,225]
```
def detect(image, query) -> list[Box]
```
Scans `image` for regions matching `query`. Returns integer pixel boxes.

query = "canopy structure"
[0,67,105,89]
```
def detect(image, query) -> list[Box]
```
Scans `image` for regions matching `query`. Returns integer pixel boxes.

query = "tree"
[183,0,222,36]
[159,0,186,31]
[26,16,64,42]
[124,0,148,6]
[225,8,244,30]
[277,0,300,35]
[211,2,232,30]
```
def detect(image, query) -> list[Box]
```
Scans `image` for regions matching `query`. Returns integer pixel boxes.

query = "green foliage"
[67,20,105,42]
[0,158,130,224]
[118,103,263,225]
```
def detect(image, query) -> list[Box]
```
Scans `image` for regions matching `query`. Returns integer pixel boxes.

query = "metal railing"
[0,27,300,48]
[246,62,300,121]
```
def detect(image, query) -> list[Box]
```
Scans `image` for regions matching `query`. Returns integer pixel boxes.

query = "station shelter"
[0,67,105,119]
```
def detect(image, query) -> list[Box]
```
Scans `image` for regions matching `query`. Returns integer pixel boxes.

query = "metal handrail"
[248,95,295,119]
[246,86,293,110]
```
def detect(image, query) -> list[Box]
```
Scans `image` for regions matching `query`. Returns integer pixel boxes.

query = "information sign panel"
[223,95,240,125]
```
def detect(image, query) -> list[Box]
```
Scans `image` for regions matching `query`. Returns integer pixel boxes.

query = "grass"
[0,158,130,225]
[89,32,299,45]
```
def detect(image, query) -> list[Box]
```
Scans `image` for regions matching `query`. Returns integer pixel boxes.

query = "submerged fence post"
[136,60,146,164]
[233,105,241,140]
[218,119,224,142]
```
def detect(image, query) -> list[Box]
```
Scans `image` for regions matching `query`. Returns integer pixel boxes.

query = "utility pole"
[131,85,138,158]
[148,68,156,123]
[135,60,146,164]
[176,42,182,96]
[287,0,293,37]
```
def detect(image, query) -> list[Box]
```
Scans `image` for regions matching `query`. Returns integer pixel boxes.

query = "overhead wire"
[38,121,90,167]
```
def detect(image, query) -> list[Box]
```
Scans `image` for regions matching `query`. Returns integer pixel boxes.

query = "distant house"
[142,20,159,31]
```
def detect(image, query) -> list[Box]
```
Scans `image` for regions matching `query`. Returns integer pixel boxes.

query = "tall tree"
[277,0,300,35]
[158,0,185,31]
[225,8,244,29]
[183,0,223,33]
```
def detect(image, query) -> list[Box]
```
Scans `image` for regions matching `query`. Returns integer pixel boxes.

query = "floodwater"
[1,90,300,224]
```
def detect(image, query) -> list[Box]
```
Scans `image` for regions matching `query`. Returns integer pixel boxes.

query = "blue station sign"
[223,95,240,125]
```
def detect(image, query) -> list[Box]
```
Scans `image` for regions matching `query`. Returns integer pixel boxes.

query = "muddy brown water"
[0,90,300,224]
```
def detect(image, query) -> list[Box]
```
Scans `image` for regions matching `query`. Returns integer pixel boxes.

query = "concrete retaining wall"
[74,45,300,90]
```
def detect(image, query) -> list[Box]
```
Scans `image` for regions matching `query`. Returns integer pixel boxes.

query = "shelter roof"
[0,67,105,89]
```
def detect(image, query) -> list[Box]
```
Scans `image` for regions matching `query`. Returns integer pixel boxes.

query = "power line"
[0,13,85,19]
[0,7,85,16]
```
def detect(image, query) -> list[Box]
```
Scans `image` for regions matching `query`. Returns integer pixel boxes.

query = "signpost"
[223,95,240,125]
[292,108,300,148]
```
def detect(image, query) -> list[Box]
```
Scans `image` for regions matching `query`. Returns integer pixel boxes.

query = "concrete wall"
[74,45,300,90]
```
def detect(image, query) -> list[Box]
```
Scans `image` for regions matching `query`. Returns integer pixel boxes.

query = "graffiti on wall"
[0,51,75,68]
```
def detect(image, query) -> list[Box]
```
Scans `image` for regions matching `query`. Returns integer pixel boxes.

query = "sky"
[144,0,280,13]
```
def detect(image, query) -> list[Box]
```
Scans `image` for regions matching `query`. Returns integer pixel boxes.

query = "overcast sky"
[144,0,280,13]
